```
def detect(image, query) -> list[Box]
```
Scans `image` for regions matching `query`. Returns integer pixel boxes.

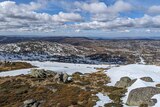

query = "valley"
[1,37,160,65]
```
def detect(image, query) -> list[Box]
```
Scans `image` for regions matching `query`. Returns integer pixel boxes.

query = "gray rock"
[73,72,83,75]
[54,72,69,83]
[115,77,135,88]
[54,73,62,83]
[31,102,40,107]
[63,73,68,83]
[45,70,56,76]
[23,99,40,107]
[29,69,69,83]
[29,69,47,78]
[126,87,160,106]
[140,77,154,82]
[23,99,36,105]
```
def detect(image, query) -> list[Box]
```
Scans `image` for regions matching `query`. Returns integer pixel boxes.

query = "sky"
[0,0,160,38]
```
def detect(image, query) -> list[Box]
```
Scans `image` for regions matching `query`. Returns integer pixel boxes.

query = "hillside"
[0,61,160,107]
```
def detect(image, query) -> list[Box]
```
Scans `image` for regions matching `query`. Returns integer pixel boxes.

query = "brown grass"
[0,62,34,72]
[0,75,98,107]
[0,69,126,107]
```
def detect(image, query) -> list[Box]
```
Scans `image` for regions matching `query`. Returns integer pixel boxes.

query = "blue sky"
[0,0,160,37]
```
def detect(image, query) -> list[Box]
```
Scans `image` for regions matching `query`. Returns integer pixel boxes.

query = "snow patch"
[94,93,112,107]
[107,64,160,86]
[106,64,160,106]
[152,94,160,107]
[0,61,111,76]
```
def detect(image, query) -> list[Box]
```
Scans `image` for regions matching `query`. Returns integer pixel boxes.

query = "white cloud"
[52,12,83,22]
[74,15,160,30]
[148,5,160,14]
[75,29,81,33]
[111,0,132,13]
[0,1,83,32]
[75,2,107,14]
[0,0,160,35]
[119,29,130,33]
[75,0,132,14]
[74,0,132,21]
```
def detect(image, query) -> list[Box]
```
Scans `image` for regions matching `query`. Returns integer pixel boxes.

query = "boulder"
[29,69,57,78]
[29,69,69,83]
[29,69,47,78]
[73,72,83,75]
[63,73,69,83]
[54,73,62,83]
[23,99,41,107]
[126,87,160,106]
[24,99,36,105]
[140,77,154,82]
[45,70,57,76]
[54,72,69,83]
[115,77,135,88]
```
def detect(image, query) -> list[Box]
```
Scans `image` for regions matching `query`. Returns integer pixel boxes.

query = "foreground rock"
[30,69,47,78]
[115,77,136,88]
[54,72,69,83]
[126,87,160,106]
[140,77,154,82]
[29,69,69,83]
[0,70,111,107]
[23,99,41,107]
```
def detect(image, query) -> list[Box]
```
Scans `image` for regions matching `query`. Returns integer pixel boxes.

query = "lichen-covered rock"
[29,69,69,83]
[140,77,154,82]
[115,77,135,88]
[54,73,62,83]
[24,99,36,105]
[23,99,41,107]
[54,72,69,83]
[63,73,68,83]
[29,69,47,78]
[126,87,160,106]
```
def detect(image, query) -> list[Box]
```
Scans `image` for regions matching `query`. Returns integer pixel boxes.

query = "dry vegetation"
[0,61,34,72]
[0,69,126,107]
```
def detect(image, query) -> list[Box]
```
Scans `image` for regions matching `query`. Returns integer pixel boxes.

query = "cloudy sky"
[0,0,160,37]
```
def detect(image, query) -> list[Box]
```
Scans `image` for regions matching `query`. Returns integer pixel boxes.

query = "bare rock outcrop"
[140,77,154,82]
[23,99,41,107]
[126,87,160,106]
[29,69,69,83]
[115,77,136,88]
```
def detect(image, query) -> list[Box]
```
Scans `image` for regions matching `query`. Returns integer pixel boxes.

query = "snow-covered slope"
[0,61,111,76]
[1,61,160,106]
[0,41,90,56]
[107,64,160,107]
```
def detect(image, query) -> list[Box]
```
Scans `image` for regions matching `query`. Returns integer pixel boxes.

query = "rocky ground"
[0,61,160,107]
[0,68,126,107]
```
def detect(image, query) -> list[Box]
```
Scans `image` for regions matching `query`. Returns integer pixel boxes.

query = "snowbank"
[106,64,160,106]
[107,64,160,86]
[0,61,110,76]
[94,93,112,107]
